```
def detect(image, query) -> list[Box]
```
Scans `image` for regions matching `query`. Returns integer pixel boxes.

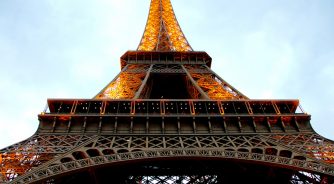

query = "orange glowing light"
[138,0,192,52]
[96,65,148,99]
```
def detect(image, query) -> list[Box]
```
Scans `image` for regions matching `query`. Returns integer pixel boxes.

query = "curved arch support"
[11,148,334,183]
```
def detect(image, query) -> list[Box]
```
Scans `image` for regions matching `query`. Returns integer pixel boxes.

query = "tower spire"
[137,0,193,52]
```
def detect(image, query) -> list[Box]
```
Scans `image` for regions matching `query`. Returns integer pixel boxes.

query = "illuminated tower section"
[1,0,334,183]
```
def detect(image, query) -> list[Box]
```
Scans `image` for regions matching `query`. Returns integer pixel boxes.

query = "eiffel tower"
[1,0,334,183]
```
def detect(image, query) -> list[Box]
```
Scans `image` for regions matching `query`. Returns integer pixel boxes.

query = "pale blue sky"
[0,0,333,149]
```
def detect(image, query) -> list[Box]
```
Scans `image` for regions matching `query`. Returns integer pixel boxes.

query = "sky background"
[0,0,333,149]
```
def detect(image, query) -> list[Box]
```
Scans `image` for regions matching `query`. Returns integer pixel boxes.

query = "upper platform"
[120,51,212,69]
[37,98,311,135]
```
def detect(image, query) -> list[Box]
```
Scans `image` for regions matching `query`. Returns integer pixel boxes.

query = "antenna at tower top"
[137,0,193,52]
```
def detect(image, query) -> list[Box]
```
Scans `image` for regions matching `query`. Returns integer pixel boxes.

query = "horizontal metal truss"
[120,51,212,68]
[46,99,300,116]
[6,134,334,183]
[152,64,184,73]
[38,115,309,135]
[39,99,307,135]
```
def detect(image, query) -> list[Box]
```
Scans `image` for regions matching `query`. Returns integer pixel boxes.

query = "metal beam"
[134,64,153,99]
[181,65,210,99]
[203,65,248,99]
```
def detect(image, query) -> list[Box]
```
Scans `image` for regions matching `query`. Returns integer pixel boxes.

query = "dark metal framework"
[2,95,334,183]
[1,0,334,183]
[2,52,334,183]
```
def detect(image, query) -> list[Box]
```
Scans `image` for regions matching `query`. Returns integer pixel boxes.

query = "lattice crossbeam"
[129,175,219,184]
[267,134,334,164]
[2,134,334,182]
[0,135,95,182]
[9,148,334,183]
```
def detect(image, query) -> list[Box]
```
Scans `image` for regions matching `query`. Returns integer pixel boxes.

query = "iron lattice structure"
[1,0,334,183]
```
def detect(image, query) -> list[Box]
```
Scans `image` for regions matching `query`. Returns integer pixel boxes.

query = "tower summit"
[137,0,192,52]
[1,0,334,183]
